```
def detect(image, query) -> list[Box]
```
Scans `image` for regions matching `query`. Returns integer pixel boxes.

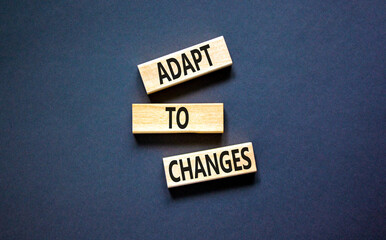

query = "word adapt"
[163,142,257,188]
[132,103,223,134]
[138,36,232,94]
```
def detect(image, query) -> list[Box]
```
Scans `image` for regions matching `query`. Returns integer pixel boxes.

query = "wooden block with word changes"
[138,36,232,94]
[132,103,223,134]
[163,142,256,188]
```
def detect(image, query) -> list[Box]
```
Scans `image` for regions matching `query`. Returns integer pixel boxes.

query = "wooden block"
[132,103,223,134]
[163,142,256,188]
[138,36,232,94]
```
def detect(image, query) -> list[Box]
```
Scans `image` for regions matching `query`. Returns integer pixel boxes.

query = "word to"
[132,103,223,133]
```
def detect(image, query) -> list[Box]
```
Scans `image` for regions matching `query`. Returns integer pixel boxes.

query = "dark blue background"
[1,1,385,239]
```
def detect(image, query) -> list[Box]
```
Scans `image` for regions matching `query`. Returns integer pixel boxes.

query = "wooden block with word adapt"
[132,103,223,134]
[163,142,256,188]
[138,36,232,94]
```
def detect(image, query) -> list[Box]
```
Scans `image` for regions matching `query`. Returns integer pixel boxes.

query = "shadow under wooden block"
[134,133,223,146]
[133,110,228,146]
[168,172,259,199]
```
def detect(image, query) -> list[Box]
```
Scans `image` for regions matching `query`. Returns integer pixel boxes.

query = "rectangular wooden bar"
[132,103,223,134]
[138,36,232,94]
[163,142,256,188]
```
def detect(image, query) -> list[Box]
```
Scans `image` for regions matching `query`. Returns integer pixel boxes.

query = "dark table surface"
[1,1,385,239]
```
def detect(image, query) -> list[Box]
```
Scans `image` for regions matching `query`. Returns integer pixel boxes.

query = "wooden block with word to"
[163,142,256,188]
[132,103,223,134]
[138,36,232,94]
